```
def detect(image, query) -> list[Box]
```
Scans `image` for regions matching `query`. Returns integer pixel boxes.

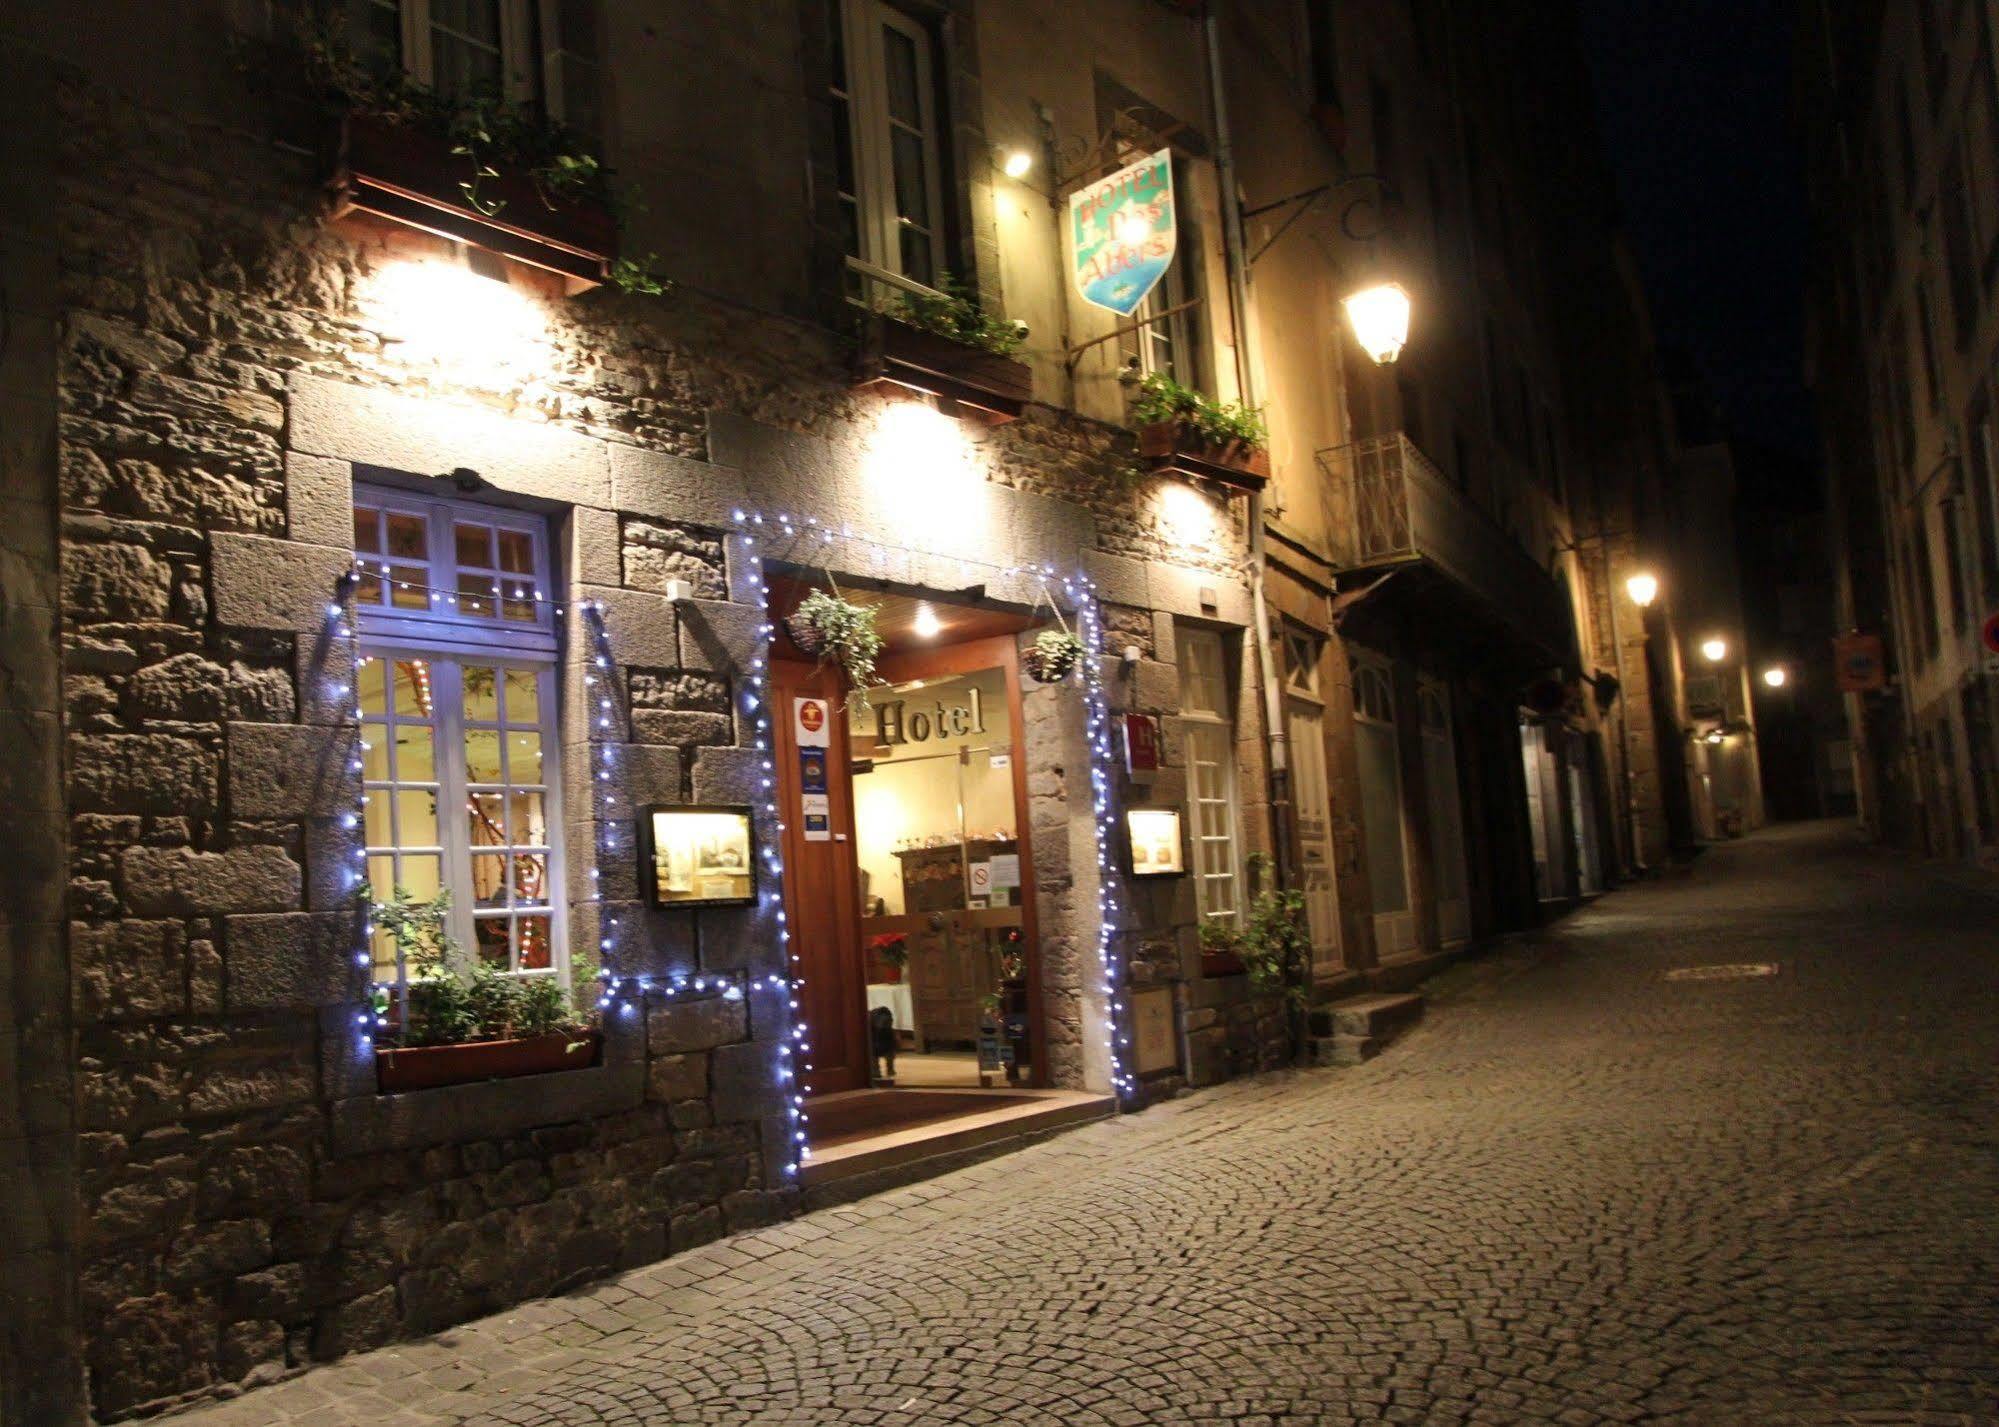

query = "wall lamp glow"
[1344,281,1412,365]
[1625,571,1659,608]
[1701,637,1728,663]
[1000,147,1034,180]
[1762,666,1788,688]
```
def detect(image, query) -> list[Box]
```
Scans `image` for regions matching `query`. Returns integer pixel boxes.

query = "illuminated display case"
[640,805,756,907]
[1124,807,1186,878]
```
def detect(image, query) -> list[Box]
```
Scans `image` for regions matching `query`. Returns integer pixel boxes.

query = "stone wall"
[32,55,1273,1420]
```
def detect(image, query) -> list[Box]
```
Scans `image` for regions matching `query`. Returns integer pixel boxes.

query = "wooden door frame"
[871,634,1046,1088]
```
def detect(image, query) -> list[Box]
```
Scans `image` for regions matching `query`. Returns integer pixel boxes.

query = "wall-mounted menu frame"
[640,805,757,907]
[1124,806,1186,879]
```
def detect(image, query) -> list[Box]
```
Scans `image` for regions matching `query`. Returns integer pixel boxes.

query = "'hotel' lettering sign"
[1070,148,1176,317]
[875,686,989,750]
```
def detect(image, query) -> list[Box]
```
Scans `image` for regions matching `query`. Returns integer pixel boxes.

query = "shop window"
[352,487,567,987]
[830,0,946,294]
[1177,627,1242,925]
[346,0,600,133]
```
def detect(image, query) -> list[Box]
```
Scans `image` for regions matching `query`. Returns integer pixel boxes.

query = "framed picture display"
[1124,807,1186,878]
[640,805,757,907]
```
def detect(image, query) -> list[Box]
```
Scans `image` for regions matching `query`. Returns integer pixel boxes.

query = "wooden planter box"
[375,1030,601,1094]
[1201,949,1247,978]
[855,315,1034,423]
[329,114,617,287]
[1137,420,1271,491]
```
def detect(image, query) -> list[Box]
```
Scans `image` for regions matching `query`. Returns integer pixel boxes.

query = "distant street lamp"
[1625,571,1659,608]
[1762,666,1787,688]
[1344,281,1412,365]
[1701,637,1728,663]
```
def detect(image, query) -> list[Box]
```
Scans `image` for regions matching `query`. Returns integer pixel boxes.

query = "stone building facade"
[0,1,1703,1421]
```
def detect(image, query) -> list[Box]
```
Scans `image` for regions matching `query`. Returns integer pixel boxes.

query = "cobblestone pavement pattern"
[166,825,1999,1426]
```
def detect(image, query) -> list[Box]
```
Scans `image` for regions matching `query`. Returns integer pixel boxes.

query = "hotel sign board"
[1070,148,1176,316]
[1833,633,1885,693]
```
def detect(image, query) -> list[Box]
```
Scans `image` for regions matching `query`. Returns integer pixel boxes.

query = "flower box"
[855,315,1033,423]
[1200,949,1247,978]
[328,114,617,287]
[1138,420,1271,491]
[375,1029,601,1094]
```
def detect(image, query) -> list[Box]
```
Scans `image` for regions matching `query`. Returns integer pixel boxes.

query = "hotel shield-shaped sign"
[1070,148,1176,316]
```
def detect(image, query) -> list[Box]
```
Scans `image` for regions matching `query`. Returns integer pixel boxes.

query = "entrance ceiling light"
[1343,281,1411,365]
[913,603,943,640]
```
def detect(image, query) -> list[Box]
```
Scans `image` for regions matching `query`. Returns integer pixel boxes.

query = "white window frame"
[1177,626,1242,925]
[834,0,947,290]
[355,0,596,125]
[351,488,558,660]
[354,487,569,993]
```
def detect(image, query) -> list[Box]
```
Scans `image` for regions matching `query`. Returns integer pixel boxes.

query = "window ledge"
[329,1062,645,1157]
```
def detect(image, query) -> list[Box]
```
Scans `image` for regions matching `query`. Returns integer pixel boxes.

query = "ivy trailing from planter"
[887,272,1025,357]
[248,8,668,295]
[787,587,885,709]
[1130,371,1268,450]
[1196,855,1309,1007]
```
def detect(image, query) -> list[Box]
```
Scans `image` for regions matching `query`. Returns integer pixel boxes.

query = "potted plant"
[1130,372,1271,490]
[868,932,911,983]
[368,886,599,1093]
[1195,855,1309,1003]
[1022,628,1086,684]
[855,272,1034,421]
[787,587,885,708]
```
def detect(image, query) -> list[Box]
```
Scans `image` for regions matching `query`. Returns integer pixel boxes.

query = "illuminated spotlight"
[1001,148,1033,180]
[913,602,943,639]
[1343,281,1412,365]
[1701,637,1728,663]
[359,252,554,387]
[1113,209,1152,248]
[1762,666,1787,688]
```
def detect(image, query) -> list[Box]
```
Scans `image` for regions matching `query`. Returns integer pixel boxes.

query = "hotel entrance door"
[773,629,1042,1100]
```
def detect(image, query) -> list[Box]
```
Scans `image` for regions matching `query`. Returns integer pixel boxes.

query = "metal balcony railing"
[1316,432,1573,662]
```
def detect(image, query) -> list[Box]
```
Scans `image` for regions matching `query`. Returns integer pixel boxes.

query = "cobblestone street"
[166,824,1999,1426]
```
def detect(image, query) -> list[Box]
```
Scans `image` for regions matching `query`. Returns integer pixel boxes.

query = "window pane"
[395,723,436,781]
[455,522,493,569]
[463,665,500,723]
[367,853,395,899]
[363,792,392,848]
[357,657,387,715]
[518,915,553,971]
[396,788,439,849]
[513,853,550,906]
[389,567,429,610]
[386,512,426,560]
[882,25,921,127]
[362,731,390,782]
[471,853,507,908]
[508,789,548,846]
[457,572,495,619]
[496,529,532,574]
[354,506,382,553]
[472,916,511,969]
[399,852,444,903]
[392,660,433,719]
[891,129,930,225]
[503,668,539,723]
[507,731,543,782]
[898,224,935,287]
[469,792,506,849]
[465,729,504,784]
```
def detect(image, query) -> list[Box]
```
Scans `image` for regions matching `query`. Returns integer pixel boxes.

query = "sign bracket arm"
[1061,296,1205,374]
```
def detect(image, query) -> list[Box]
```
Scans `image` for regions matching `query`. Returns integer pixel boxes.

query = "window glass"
[429,0,504,98]
[1177,628,1240,923]
[836,0,944,290]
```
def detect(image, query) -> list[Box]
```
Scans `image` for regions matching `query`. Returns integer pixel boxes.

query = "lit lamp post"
[1607,567,1660,876]
[1343,281,1412,365]
[1762,665,1788,689]
[1701,636,1729,663]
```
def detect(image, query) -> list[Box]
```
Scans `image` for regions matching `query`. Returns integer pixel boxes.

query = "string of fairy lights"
[321,512,1137,1181]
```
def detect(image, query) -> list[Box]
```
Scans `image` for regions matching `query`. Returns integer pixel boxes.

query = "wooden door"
[771,660,869,1095]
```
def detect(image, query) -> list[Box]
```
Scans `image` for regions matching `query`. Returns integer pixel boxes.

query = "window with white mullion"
[1177,627,1243,924]
[351,1,598,125]
[835,0,946,292]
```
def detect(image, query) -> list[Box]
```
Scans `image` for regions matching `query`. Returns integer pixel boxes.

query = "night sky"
[1578,0,1814,492]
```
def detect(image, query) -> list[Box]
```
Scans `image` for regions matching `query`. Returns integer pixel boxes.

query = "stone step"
[1308,991,1425,1041]
[1308,1032,1378,1068]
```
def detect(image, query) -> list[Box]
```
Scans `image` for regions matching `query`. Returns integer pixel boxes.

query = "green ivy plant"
[1130,371,1268,450]
[889,272,1024,357]
[1196,855,1309,1006]
[259,9,667,296]
[789,589,885,708]
[366,884,586,1046]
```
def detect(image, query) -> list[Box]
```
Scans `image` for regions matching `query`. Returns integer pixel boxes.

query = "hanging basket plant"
[788,587,884,706]
[1023,628,1086,684]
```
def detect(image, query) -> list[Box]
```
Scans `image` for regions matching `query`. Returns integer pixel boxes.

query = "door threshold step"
[1306,991,1423,1059]
[799,1089,1112,1200]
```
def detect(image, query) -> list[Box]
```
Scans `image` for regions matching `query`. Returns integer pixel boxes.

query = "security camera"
[1010,318,1030,343]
